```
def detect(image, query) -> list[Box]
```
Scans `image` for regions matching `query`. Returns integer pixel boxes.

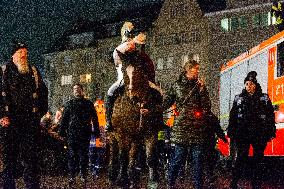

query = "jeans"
[168,143,204,189]
[89,147,105,175]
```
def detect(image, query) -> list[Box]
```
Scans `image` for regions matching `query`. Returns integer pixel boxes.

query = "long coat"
[59,97,100,142]
[0,61,48,121]
[163,74,211,145]
[228,85,276,142]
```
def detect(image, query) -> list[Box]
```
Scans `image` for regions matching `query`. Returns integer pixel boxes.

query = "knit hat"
[11,41,28,56]
[244,71,257,84]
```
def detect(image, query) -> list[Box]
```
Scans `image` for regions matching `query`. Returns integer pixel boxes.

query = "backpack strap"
[31,65,39,89]
[30,65,40,113]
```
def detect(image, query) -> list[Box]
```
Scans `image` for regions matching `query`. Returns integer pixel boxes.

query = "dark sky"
[0,0,159,71]
[0,0,225,73]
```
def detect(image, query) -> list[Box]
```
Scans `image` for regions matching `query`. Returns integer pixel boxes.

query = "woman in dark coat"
[228,71,276,189]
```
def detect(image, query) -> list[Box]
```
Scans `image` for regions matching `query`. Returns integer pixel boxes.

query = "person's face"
[73,85,84,98]
[12,48,28,63]
[185,65,199,80]
[245,81,256,95]
[46,112,52,119]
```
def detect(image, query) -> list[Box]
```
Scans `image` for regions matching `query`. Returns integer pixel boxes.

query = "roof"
[47,0,226,53]
[47,1,163,53]
[197,0,227,13]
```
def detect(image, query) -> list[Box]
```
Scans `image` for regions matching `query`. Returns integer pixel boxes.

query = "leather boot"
[105,95,115,132]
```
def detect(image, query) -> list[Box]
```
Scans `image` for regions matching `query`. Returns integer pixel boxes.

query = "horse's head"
[117,50,150,101]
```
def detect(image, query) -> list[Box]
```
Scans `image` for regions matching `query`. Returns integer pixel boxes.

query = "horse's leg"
[107,134,119,186]
[116,135,131,187]
[128,141,140,188]
[145,133,159,183]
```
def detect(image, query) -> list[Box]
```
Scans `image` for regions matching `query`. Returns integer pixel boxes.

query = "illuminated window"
[271,12,277,25]
[61,75,72,86]
[80,74,92,83]
[221,18,230,31]
[193,54,200,62]
[182,55,189,67]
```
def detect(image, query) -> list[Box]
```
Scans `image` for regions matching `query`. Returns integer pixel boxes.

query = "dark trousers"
[2,118,40,189]
[67,138,90,179]
[232,138,267,188]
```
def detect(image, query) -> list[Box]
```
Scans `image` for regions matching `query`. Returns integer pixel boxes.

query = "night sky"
[0,0,225,73]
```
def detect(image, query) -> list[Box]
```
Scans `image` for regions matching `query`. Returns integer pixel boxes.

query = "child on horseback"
[105,21,160,132]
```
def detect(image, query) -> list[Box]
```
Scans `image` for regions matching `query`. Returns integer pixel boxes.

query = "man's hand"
[0,117,10,128]
[140,108,149,115]
[220,136,228,143]
[198,78,206,92]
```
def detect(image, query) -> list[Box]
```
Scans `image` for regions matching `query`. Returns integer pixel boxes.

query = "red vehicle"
[218,30,284,157]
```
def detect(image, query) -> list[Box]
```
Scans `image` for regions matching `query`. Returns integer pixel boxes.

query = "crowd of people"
[0,20,276,189]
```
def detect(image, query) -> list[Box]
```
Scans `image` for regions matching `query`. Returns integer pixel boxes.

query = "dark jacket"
[228,84,276,142]
[163,74,211,145]
[59,97,100,142]
[204,112,226,145]
[0,61,48,120]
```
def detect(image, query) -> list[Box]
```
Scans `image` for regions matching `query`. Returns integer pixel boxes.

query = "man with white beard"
[0,42,48,189]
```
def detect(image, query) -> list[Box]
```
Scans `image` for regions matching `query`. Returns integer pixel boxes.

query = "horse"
[107,50,163,188]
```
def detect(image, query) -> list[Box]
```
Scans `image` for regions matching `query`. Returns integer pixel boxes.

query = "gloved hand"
[105,123,113,132]
[220,136,228,143]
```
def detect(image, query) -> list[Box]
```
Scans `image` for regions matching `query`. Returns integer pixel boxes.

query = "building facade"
[205,1,277,113]
[44,37,119,112]
[44,0,278,114]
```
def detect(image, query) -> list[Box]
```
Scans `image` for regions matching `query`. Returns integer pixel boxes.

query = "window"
[165,34,175,45]
[182,54,189,67]
[170,2,188,18]
[157,58,164,70]
[231,17,239,30]
[63,55,72,64]
[260,12,269,26]
[277,41,284,77]
[181,32,189,44]
[193,54,200,62]
[239,16,248,29]
[173,33,182,45]
[83,52,93,65]
[252,14,260,28]
[155,35,164,46]
[80,74,92,83]
[61,75,72,86]
[270,11,277,25]
[166,57,174,68]
[221,18,230,31]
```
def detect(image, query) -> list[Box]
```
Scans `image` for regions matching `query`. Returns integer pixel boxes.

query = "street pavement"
[4,159,284,189]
